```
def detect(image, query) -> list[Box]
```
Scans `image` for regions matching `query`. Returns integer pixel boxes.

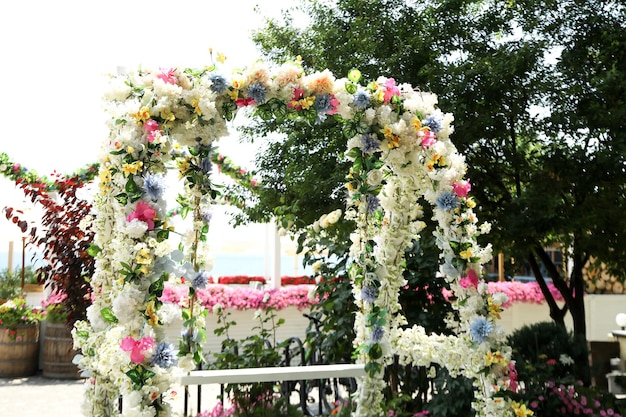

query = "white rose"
[366,169,384,187]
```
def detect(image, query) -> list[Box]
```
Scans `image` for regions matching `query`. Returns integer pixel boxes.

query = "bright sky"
[0,0,304,269]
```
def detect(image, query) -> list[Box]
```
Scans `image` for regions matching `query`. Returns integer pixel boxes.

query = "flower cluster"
[160,283,315,311]
[82,58,515,417]
[0,298,43,339]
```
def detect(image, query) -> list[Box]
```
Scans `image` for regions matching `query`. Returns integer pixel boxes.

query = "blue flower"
[436,191,460,211]
[151,342,178,368]
[247,82,267,104]
[361,286,378,303]
[200,156,212,174]
[423,114,443,133]
[469,317,494,343]
[360,134,380,154]
[208,74,229,94]
[371,325,384,342]
[192,270,210,289]
[200,208,212,224]
[142,173,166,201]
[315,93,333,114]
[366,194,380,215]
[353,91,370,110]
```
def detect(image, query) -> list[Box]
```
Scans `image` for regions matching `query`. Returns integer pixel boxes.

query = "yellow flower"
[145,300,159,326]
[412,116,422,131]
[488,296,502,319]
[512,402,534,416]
[131,106,151,123]
[122,161,143,176]
[466,198,476,208]
[192,98,202,115]
[459,248,473,260]
[99,166,111,184]
[136,248,153,265]
[485,350,507,367]
[161,108,176,122]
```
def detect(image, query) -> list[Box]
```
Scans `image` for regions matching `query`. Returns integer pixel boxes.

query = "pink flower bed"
[160,281,562,312]
[486,281,563,307]
[160,284,315,311]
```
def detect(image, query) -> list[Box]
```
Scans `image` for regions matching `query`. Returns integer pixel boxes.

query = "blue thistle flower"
[366,194,380,215]
[208,74,229,94]
[436,191,460,211]
[151,342,178,368]
[361,286,378,303]
[142,173,166,201]
[192,270,210,289]
[469,317,494,343]
[360,134,380,154]
[371,325,384,342]
[423,114,443,133]
[353,91,371,110]
[247,82,267,104]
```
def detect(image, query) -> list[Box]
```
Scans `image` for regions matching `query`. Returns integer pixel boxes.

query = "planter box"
[163,306,311,357]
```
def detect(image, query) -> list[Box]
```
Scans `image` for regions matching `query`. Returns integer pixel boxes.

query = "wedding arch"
[73,58,521,417]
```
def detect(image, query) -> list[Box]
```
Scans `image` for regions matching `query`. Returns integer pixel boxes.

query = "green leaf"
[86,244,101,257]
[100,307,119,324]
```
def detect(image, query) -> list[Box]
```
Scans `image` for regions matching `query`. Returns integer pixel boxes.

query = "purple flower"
[366,194,380,215]
[371,325,384,342]
[361,286,378,303]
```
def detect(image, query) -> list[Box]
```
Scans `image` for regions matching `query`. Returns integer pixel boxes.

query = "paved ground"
[0,373,221,417]
[0,374,84,417]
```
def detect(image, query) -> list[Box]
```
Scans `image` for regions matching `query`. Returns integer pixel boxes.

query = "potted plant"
[40,291,81,379]
[0,297,43,377]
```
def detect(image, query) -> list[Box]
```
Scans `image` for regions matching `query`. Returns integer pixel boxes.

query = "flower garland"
[0,151,99,190]
[76,58,518,417]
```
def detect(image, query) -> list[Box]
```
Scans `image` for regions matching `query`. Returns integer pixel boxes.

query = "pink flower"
[459,269,479,288]
[418,130,436,148]
[120,336,155,364]
[327,95,340,115]
[383,78,400,102]
[12,163,20,173]
[156,68,177,85]
[452,180,472,198]
[127,201,156,230]
[143,119,160,143]
[235,97,255,107]
[508,362,518,392]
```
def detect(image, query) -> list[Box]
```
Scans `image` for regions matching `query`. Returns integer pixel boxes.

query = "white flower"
[559,353,575,366]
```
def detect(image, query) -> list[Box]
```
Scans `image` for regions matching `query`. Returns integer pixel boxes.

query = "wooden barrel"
[42,322,80,379]
[0,324,39,377]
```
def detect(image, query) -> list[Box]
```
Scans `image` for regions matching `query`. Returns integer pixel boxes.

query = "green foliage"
[208,305,293,416]
[0,266,40,300]
[506,321,589,386]
[506,322,624,416]
[0,297,43,331]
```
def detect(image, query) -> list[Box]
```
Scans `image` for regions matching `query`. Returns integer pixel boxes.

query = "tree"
[249,0,626,385]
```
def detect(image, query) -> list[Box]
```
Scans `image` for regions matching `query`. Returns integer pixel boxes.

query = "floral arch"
[73,58,521,417]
